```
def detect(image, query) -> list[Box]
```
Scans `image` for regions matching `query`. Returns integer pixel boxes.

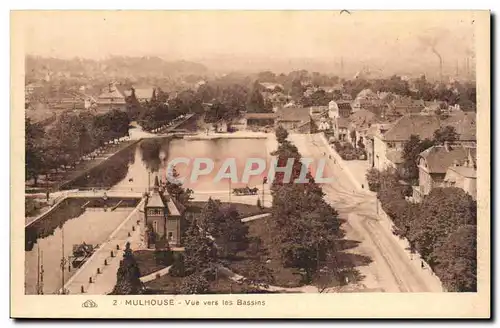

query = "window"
[153,220,158,233]
[387,142,395,148]
[148,208,163,216]
[168,232,173,241]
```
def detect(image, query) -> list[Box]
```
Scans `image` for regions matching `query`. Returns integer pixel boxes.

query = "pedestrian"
[46,190,50,202]
[361,184,364,189]
[421,260,424,269]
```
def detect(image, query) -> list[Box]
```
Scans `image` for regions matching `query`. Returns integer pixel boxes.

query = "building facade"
[144,185,184,248]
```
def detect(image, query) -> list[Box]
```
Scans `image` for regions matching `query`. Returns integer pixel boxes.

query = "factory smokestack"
[430,47,443,82]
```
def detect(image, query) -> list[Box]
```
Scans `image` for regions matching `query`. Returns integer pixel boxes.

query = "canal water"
[25,207,135,295]
[25,136,274,294]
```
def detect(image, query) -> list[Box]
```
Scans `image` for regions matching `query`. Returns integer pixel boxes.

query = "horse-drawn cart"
[232,186,259,196]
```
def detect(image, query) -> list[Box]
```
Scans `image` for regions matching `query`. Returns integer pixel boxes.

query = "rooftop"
[349,109,379,130]
[276,106,311,122]
[146,190,166,208]
[245,112,277,120]
[441,112,476,141]
[446,165,477,179]
[419,145,476,174]
[382,114,441,141]
[134,88,155,100]
[97,85,126,101]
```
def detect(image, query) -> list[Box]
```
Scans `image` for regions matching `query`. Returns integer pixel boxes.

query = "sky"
[14,10,478,71]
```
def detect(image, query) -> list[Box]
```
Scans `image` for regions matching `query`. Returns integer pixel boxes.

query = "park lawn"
[228,217,304,288]
[144,273,282,294]
[134,250,172,277]
[188,201,269,218]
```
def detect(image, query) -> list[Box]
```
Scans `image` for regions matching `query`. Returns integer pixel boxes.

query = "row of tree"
[342,75,476,109]
[373,168,477,292]
[270,126,346,285]
[168,198,273,294]
[26,109,131,186]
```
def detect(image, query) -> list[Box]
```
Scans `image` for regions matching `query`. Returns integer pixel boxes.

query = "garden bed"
[228,217,303,288]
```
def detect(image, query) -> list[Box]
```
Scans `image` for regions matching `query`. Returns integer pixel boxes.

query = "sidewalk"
[317,133,373,194]
[64,198,146,295]
[140,266,173,283]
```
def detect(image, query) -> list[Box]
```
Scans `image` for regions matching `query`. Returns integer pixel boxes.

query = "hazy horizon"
[16,10,478,75]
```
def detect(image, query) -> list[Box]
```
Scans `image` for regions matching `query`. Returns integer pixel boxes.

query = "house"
[96,83,127,112]
[347,109,381,148]
[328,100,352,120]
[134,88,156,103]
[444,156,477,200]
[441,111,477,145]
[213,120,228,133]
[317,117,331,131]
[231,116,248,131]
[341,93,353,101]
[412,144,476,202]
[144,183,184,248]
[333,116,350,141]
[310,106,328,115]
[276,107,311,133]
[259,82,284,92]
[385,97,425,118]
[422,100,447,115]
[245,112,277,129]
[352,97,386,113]
[25,82,43,95]
[371,114,440,171]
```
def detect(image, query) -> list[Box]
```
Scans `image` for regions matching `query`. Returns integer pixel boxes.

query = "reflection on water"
[165,138,271,190]
[25,208,134,295]
[112,137,272,192]
[25,136,276,294]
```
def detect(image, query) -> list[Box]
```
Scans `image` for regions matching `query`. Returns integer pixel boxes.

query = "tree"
[290,78,304,101]
[365,168,382,192]
[433,126,460,145]
[401,135,435,184]
[434,225,476,292]
[216,205,249,258]
[411,188,477,264]
[183,220,217,276]
[242,237,275,291]
[25,118,46,186]
[165,167,193,207]
[349,130,357,148]
[111,242,144,295]
[275,125,289,144]
[257,71,276,82]
[179,273,210,294]
[246,81,266,113]
[198,198,222,234]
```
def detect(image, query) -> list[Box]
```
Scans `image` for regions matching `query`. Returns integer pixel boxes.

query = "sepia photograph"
[11,9,490,318]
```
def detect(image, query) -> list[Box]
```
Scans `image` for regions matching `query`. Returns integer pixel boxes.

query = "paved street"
[289,133,442,293]
[64,198,145,295]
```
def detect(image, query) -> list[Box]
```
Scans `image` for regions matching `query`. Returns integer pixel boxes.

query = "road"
[289,133,440,293]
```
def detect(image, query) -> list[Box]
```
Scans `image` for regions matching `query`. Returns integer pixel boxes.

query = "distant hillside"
[25,55,209,80]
